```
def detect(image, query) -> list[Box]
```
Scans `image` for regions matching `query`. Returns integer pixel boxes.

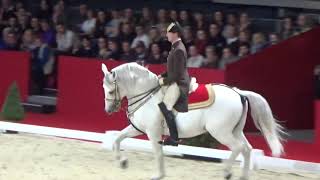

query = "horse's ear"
[101,63,109,75]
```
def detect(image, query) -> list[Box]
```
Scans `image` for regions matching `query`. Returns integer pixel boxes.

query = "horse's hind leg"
[209,131,244,180]
[113,125,142,169]
[238,133,253,180]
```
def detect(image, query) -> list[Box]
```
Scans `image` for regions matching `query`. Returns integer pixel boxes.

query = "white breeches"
[162,83,180,111]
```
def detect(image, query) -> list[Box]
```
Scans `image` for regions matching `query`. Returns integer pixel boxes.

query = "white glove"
[159,78,164,86]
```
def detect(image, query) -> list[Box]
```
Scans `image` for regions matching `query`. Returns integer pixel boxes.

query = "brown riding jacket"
[161,39,190,112]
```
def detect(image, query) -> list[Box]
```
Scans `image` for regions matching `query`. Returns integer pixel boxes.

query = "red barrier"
[315,101,320,146]
[0,51,30,106]
[226,27,320,130]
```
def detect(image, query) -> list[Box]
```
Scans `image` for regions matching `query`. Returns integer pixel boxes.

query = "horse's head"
[101,63,123,114]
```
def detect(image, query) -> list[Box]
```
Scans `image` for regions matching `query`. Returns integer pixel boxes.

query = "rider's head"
[166,21,182,43]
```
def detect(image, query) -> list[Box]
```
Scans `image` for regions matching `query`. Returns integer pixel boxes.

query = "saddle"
[188,78,215,110]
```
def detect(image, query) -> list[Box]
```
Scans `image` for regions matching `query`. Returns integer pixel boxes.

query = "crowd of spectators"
[0,0,317,92]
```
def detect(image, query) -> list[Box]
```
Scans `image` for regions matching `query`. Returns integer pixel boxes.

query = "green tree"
[0,82,25,121]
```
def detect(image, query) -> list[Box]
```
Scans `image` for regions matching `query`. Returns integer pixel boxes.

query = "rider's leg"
[158,83,180,146]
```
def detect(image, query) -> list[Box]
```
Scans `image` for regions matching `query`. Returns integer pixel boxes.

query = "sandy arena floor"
[0,133,319,180]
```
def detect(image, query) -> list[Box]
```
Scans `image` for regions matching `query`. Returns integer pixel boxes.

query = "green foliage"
[0,82,25,121]
[182,132,220,148]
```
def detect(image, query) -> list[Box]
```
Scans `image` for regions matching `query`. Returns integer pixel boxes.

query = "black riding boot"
[158,102,179,146]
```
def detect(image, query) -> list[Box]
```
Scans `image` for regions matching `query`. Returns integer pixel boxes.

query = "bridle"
[104,72,122,112]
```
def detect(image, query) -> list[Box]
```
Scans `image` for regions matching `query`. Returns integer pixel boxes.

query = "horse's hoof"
[120,158,128,169]
[151,175,164,180]
[224,173,232,180]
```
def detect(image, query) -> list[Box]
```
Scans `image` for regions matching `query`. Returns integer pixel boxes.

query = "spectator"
[123,8,136,24]
[96,37,108,59]
[7,15,21,34]
[315,65,320,99]
[30,16,41,34]
[224,25,238,45]
[239,12,253,33]
[203,46,219,68]
[148,26,160,45]
[20,29,36,51]
[94,10,107,38]
[251,32,268,54]
[134,40,147,65]
[31,35,53,94]
[269,32,280,45]
[157,24,171,57]
[226,12,238,27]
[219,46,239,69]
[194,29,208,55]
[0,0,15,24]
[1,30,19,50]
[139,7,155,29]
[0,27,11,49]
[73,35,95,57]
[118,22,136,44]
[131,24,150,48]
[40,19,55,47]
[212,11,224,28]
[187,45,205,68]
[179,10,191,27]
[157,9,167,27]
[193,11,207,31]
[182,26,194,51]
[120,40,135,62]
[55,23,75,54]
[169,10,178,22]
[36,0,52,20]
[106,38,121,60]
[81,9,96,36]
[52,3,66,26]
[280,16,295,40]
[17,14,30,32]
[295,14,313,35]
[238,42,250,58]
[207,23,226,57]
[146,43,165,64]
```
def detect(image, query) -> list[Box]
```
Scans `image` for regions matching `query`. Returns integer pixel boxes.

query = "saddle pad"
[188,84,215,110]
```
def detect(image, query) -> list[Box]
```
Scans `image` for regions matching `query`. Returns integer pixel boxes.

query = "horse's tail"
[233,88,285,157]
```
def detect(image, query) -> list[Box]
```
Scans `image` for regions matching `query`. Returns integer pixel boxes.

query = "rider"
[158,22,190,146]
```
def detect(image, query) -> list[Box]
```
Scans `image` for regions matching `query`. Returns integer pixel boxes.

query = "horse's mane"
[112,63,158,89]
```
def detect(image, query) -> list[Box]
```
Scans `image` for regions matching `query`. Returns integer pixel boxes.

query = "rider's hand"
[158,77,164,86]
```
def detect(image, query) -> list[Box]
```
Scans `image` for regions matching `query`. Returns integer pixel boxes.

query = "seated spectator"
[202,46,219,68]
[239,12,253,33]
[7,16,21,35]
[158,24,171,57]
[295,14,313,35]
[224,24,238,45]
[181,26,194,51]
[169,10,178,22]
[134,41,147,65]
[156,9,168,27]
[315,65,320,99]
[31,35,53,94]
[280,16,295,40]
[52,3,66,26]
[72,35,95,58]
[212,11,224,28]
[187,45,205,68]
[268,32,280,45]
[120,40,136,62]
[193,11,207,31]
[0,30,19,50]
[226,12,238,27]
[207,23,226,57]
[17,14,30,32]
[131,24,150,48]
[73,3,88,31]
[20,29,36,51]
[238,42,250,58]
[81,9,96,36]
[139,7,155,29]
[123,8,136,24]
[118,22,136,44]
[36,0,52,21]
[179,10,192,27]
[30,16,41,34]
[251,32,268,54]
[96,37,109,59]
[106,9,121,32]
[219,46,239,69]
[40,19,55,47]
[94,10,107,38]
[106,38,121,60]
[194,29,208,55]
[55,23,75,54]
[148,26,160,45]
[146,43,165,64]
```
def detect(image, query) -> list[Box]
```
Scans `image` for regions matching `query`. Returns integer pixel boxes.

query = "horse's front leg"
[147,129,165,180]
[113,125,142,169]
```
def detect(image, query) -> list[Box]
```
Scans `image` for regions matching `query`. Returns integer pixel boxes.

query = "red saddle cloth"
[188,84,215,110]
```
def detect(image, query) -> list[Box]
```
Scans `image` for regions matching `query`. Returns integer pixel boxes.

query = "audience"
[187,45,206,68]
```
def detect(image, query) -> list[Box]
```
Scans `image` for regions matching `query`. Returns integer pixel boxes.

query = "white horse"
[101,62,284,180]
